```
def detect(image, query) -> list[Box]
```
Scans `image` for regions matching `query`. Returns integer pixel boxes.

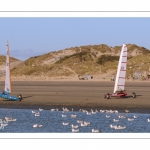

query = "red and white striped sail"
[5,41,12,93]
[113,44,127,93]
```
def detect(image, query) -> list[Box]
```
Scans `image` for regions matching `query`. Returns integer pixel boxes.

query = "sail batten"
[113,44,127,93]
[5,41,12,93]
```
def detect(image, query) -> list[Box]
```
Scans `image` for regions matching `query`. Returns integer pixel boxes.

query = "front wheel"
[17,94,22,101]
[132,92,136,98]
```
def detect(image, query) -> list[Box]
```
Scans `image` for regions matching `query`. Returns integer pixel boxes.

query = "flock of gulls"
[0,117,17,130]
[30,107,150,132]
[31,107,100,133]
[1,107,150,132]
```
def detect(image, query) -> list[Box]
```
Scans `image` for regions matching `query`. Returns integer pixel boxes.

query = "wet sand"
[0,81,150,113]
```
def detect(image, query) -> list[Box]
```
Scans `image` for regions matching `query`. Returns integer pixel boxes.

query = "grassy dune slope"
[9,44,150,78]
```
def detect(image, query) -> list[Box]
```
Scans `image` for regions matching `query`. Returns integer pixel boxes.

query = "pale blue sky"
[0,17,150,60]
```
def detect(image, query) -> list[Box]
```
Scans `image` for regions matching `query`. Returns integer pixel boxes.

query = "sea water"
[0,108,150,133]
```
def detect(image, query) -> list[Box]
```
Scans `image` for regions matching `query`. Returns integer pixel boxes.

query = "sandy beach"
[0,80,150,113]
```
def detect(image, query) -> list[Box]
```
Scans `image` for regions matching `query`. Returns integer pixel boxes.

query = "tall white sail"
[5,41,12,93]
[113,44,127,93]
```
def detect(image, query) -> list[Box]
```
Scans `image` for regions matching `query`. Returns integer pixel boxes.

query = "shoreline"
[1,104,150,114]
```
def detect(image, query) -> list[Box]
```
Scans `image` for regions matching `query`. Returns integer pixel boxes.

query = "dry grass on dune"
[1,43,149,80]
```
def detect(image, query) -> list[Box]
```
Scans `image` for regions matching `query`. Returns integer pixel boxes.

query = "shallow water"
[0,108,150,133]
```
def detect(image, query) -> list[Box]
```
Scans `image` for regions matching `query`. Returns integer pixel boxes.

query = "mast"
[113,44,127,93]
[5,41,12,93]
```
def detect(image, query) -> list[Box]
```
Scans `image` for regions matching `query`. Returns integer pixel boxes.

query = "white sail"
[113,44,127,93]
[5,41,12,93]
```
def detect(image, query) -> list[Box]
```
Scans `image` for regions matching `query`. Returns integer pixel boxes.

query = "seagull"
[84,121,90,125]
[5,117,16,122]
[64,108,69,112]
[62,122,69,125]
[0,124,5,129]
[110,124,117,128]
[62,107,69,112]
[1,123,8,127]
[62,114,67,117]
[114,126,126,130]
[77,120,83,124]
[39,108,43,111]
[128,118,134,121]
[32,110,36,114]
[50,109,55,111]
[80,123,88,127]
[114,110,118,113]
[100,110,105,113]
[33,124,42,128]
[125,110,129,113]
[91,111,97,114]
[113,119,119,122]
[106,115,110,118]
[133,115,138,118]
[71,114,76,118]
[118,115,126,118]
[71,124,79,129]
[82,109,88,113]
[92,129,100,133]
[86,112,91,115]
[35,112,40,116]
[72,128,79,132]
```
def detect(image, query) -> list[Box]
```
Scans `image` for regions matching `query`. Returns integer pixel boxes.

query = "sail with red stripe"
[113,44,127,93]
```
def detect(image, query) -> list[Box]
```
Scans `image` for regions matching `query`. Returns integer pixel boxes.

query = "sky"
[0,17,150,60]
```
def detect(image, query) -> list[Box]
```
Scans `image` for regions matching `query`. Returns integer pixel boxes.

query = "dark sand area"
[0,81,150,113]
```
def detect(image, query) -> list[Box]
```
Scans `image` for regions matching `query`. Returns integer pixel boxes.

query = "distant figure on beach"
[111,76,115,81]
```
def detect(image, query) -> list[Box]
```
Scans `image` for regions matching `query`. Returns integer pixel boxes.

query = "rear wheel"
[132,92,136,98]
[106,93,110,99]
[17,94,22,101]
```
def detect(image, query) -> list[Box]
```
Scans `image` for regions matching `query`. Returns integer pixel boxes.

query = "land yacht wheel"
[18,94,22,101]
[106,93,110,99]
[132,92,136,98]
